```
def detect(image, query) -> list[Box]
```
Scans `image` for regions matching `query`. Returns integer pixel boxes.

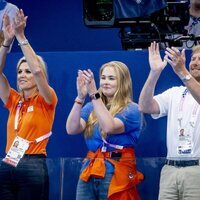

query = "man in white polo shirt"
[139,41,200,199]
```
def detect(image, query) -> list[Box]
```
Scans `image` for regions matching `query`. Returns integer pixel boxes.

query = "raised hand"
[81,69,98,95]
[76,70,88,100]
[149,42,167,72]
[165,47,186,75]
[2,14,15,44]
[13,9,28,37]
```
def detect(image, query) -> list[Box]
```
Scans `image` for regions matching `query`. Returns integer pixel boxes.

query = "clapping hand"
[2,14,15,44]
[81,69,98,96]
[76,70,88,100]
[13,9,28,38]
[164,47,186,75]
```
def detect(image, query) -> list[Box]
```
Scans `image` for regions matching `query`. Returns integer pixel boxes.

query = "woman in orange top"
[0,10,57,200]
[66,62,143,200]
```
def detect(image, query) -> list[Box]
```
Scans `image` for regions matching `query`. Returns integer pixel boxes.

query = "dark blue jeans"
[0,155,49,200]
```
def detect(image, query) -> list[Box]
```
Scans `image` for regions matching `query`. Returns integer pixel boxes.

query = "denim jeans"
[76,173,113,200]
[0,156,49,200]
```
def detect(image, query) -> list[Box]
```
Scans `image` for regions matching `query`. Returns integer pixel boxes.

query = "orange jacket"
[80,148,144,200]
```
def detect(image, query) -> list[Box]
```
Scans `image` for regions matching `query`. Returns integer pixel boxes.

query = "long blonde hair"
[84,61,133,138]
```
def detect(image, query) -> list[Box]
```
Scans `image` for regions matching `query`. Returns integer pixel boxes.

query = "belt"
[165,159,199,167]
[110,152,122,159]
[24,154,46,158]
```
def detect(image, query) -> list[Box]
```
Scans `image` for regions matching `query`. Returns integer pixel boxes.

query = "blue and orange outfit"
[78,102,144,200]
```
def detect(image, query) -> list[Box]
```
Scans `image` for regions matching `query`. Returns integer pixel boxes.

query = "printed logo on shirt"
[27,106,34,113]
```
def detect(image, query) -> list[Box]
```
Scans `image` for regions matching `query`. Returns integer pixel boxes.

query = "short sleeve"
[4,88,20,111]
[151,86,183,119]
[81,102,93,122]
[42,88,58,109]
[115,103,141,133]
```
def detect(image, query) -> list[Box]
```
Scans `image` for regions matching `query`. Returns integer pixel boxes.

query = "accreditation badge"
[101,146,107,152]
[2,136,29,167]
[177,128,193,155]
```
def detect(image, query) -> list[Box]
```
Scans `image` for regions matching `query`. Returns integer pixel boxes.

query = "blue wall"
[9,0,121,52]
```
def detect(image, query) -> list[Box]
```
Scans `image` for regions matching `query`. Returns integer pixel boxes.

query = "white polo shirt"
[152,86,200,160]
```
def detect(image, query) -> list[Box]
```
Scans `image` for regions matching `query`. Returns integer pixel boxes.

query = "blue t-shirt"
[80,102,141,173]
[81,102,141,152]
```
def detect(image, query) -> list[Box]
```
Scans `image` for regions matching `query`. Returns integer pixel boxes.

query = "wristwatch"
[181,74,192,82]
[18,39,29,46]
[90,92,101,100]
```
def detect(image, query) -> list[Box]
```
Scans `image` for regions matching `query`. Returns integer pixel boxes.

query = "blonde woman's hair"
[84,61,133,138]
[16,55,48,91]
[192,45,200,56]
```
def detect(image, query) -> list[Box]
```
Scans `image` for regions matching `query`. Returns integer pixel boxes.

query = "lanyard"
[101,136,123,150]
[178,89,199,129]
[14,100,52,143]
[14,100,22,130]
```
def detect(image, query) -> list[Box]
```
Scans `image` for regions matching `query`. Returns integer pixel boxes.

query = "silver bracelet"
[18,39,29,46]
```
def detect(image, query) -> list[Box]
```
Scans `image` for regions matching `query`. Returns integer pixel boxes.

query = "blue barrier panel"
[47,157,166,200]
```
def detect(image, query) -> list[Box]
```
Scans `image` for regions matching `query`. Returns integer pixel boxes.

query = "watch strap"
[90,92,101,100]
